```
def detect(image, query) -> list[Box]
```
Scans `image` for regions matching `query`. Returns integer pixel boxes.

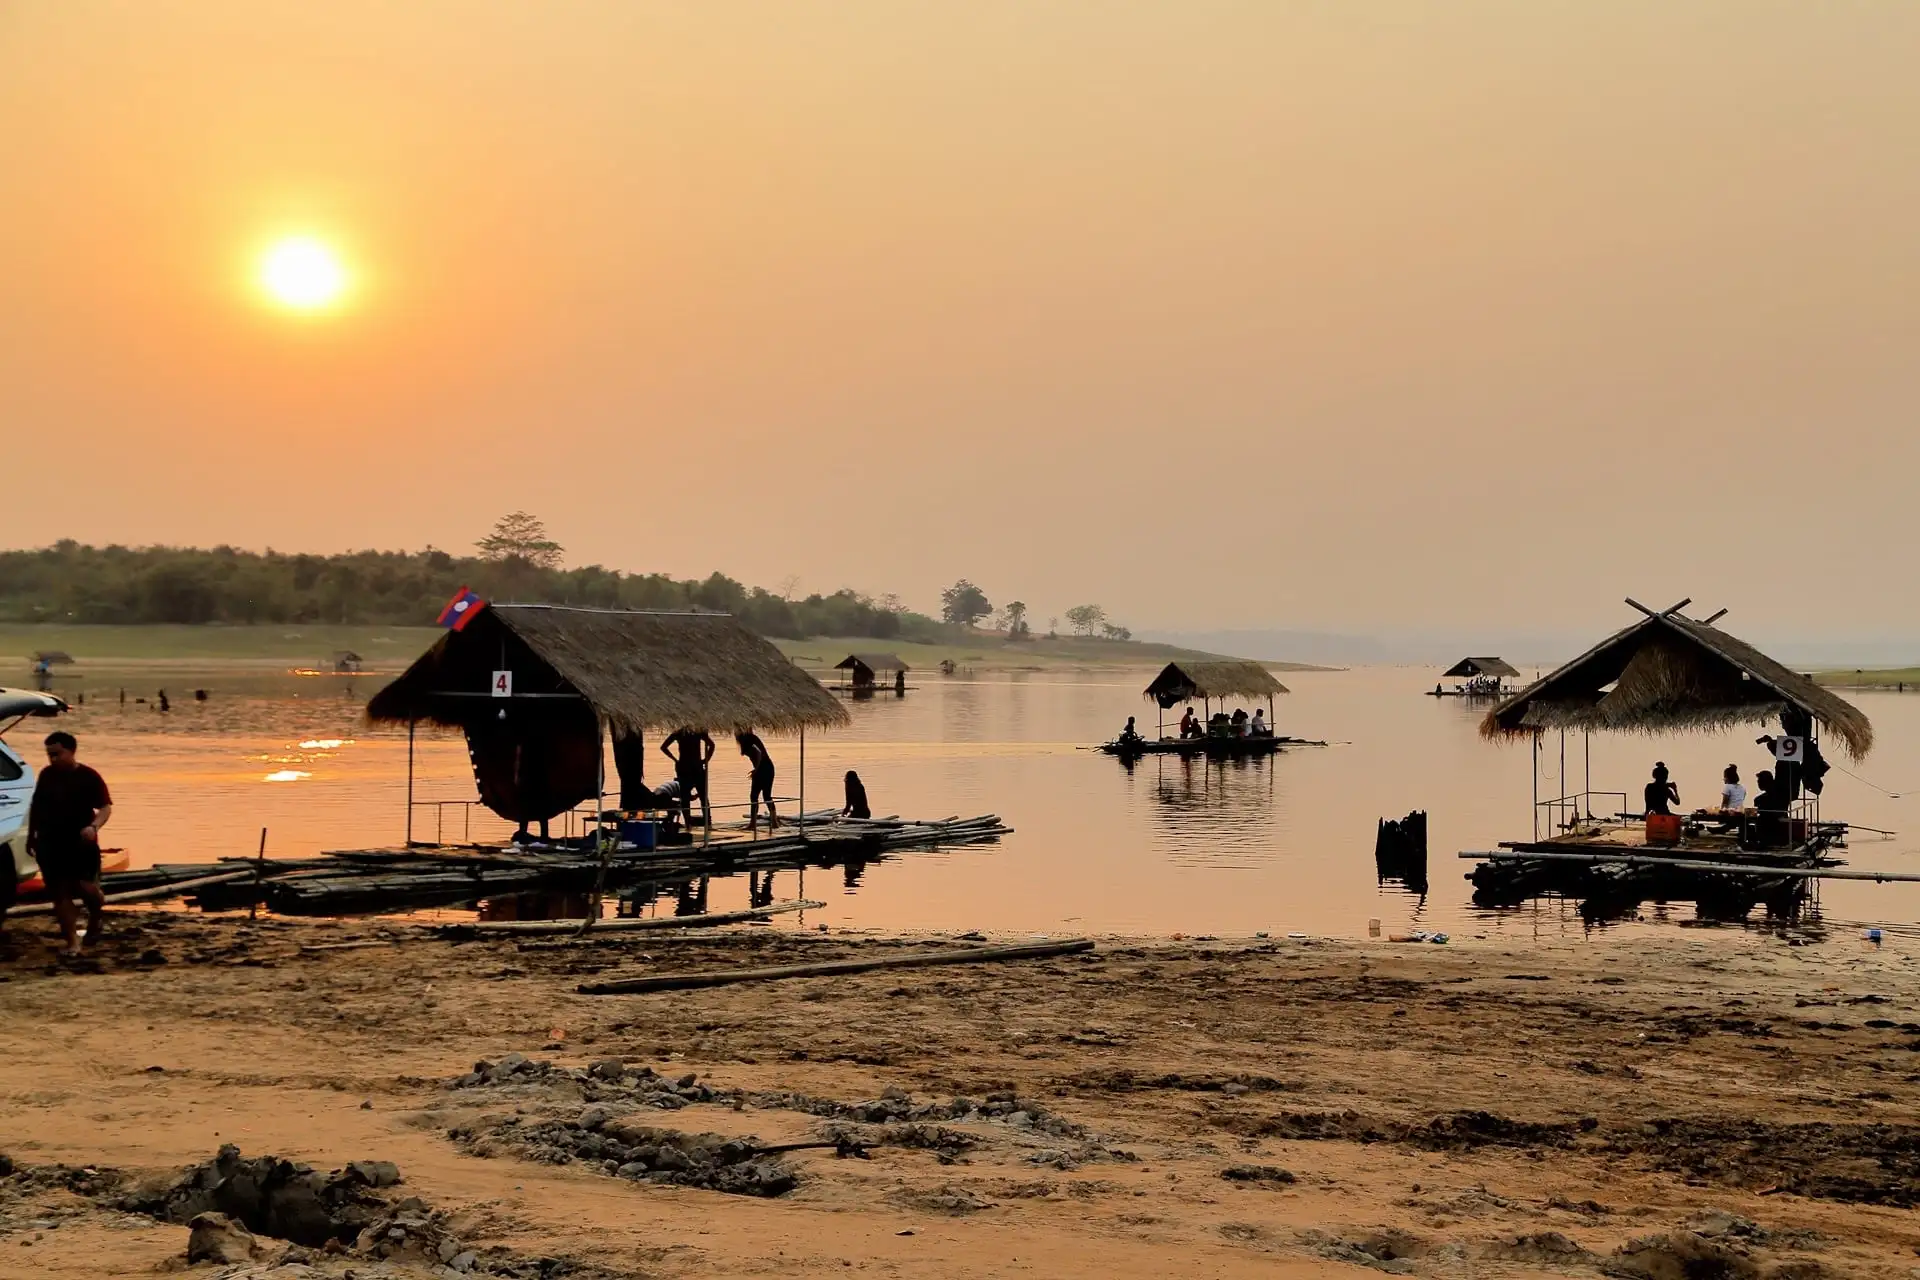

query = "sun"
[257,236,349,312]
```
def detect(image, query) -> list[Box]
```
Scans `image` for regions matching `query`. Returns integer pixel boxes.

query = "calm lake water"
[19,664,1920,940]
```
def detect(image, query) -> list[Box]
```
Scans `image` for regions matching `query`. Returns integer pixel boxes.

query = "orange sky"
[3,2,1918,635]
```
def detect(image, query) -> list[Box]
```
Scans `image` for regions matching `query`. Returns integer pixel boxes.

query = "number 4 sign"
[491,670,513,698]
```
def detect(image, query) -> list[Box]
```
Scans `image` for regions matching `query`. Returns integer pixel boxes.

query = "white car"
[0,689,70,908]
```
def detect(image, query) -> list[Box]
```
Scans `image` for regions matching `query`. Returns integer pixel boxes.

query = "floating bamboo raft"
[1461,822,1849,918]
[46,813,1011,918]
[1096,735,1326,758]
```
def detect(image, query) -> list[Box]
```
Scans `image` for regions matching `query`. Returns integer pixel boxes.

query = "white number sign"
[1772,735,1804,764]
[491,670,513,698]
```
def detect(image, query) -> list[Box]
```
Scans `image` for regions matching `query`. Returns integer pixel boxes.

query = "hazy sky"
[3,2,1917,636]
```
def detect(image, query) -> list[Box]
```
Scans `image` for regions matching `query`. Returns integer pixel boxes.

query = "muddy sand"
[2,913,1918,1279]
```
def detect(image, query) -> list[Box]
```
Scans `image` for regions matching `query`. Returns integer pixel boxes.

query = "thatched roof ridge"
[1481,606,1871,759]
[1443,656,1519,678]
[836,653,909,673]
[367,605,849,736]
[1144,660,1288,707]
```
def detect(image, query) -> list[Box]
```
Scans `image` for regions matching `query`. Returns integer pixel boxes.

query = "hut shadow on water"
[1134,753,1285,868]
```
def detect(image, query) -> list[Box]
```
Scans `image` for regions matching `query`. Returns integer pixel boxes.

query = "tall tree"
[1065,603,1107,636]
[1004,599,1031,640]
[475,511,564,569]
[940,579,992,628]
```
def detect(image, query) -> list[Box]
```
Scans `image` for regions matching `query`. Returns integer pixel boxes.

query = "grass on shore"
[0,623,442,664]
[0,623,1293,673]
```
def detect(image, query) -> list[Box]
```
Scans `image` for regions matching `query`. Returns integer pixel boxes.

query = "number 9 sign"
[1772,735,1804,763]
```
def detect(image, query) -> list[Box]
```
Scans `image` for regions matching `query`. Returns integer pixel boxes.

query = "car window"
[0,752,21,783]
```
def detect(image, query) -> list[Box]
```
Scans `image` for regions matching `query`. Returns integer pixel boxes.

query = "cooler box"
[1645,813,1683,846]
[620,819,657,851]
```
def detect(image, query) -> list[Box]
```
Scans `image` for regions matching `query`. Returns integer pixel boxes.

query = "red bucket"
[1645,813,1683,846]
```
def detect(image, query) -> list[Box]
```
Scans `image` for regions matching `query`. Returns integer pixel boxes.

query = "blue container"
[621,819,657,851]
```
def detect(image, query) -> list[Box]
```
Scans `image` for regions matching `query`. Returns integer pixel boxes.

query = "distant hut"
[368,606,849,841]
[834,653,910,695]
[1143,660,1288,734]
[1444,656,1518,681]
[1435,656,1519,698]
[30,650,73,675]
[331,651,364,674]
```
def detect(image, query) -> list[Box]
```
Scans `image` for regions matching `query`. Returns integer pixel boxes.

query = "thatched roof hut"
[1144,660,1288,709]
[835,653,908,677]
[30,650,74,666]
[367,605,849,737]
[1443,656,1519,679]
[1481,602,1872,759]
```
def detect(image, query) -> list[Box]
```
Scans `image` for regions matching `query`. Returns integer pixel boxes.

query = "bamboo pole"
[578,937,1096,994]
[10,869,258,916]
[1459,850,1920,883]
[436,899,825,936]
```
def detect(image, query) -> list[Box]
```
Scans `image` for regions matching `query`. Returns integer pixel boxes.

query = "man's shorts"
[35,838,101,886]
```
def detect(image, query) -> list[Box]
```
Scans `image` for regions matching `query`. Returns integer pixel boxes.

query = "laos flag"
[437,587,486,631]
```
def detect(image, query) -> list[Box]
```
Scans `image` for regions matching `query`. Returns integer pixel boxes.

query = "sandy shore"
[1,912,1917,1279]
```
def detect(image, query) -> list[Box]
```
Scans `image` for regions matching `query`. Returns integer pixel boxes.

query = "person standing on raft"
[735,729,779,833]
[661,726,715,839]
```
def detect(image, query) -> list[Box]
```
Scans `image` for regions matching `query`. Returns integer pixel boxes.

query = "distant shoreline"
[0,622,1341,674]
[1813,666,1920,690]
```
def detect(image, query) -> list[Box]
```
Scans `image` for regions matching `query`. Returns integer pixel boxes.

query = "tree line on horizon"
[0,514,1133,646]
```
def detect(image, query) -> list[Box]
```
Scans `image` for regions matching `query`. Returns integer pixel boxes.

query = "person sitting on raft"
[1644,762,1679,816]
[1720,765,1747,811]
[1250,708,1269,737]
[842,769,871,820]
[1750,769,1792,848]
[1230,708,1249,737]
[1116,715,1145,747]
[1178,705,1201,739]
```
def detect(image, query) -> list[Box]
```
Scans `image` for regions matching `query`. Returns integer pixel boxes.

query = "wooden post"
[798,726,807,841]
[1532,731,1540,841]
[250,827,267,920]
[405,720,416,845]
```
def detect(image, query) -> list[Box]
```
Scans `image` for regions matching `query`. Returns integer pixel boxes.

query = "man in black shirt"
[27,731,113,955]
[660,726,715,840]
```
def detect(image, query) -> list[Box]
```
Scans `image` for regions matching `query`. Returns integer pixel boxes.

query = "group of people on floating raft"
[509,727,873,847]
[1638,719,1831,848]
[1115,703,1273,747]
